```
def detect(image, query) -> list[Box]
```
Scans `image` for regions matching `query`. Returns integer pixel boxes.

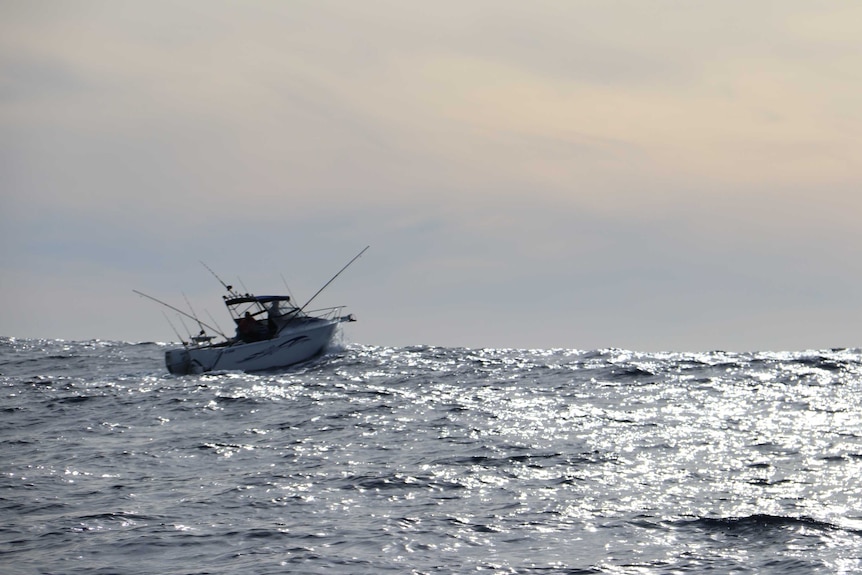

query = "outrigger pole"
[133,289,227,339]
[299,246,369,313]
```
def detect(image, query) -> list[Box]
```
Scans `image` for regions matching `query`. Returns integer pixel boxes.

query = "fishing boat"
[136,247,366,375]
[163,294,355,375]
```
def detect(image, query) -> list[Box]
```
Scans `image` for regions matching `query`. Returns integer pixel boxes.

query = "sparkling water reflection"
[2,339,862,573]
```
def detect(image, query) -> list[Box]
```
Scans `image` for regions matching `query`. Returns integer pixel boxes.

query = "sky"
[2,1,861,352]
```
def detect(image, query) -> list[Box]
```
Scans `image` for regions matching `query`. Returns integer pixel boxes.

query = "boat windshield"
[224,295,301,320]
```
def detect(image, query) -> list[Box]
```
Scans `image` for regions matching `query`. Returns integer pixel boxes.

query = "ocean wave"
[4,339,862,573]
[678,513,860,536]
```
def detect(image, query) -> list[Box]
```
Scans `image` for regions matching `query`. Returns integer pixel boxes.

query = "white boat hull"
[165,318,339,375]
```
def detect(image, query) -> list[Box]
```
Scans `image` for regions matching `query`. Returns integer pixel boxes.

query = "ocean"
[2,336,862,574]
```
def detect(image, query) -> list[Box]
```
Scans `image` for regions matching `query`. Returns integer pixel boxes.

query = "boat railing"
[305,306,346,320]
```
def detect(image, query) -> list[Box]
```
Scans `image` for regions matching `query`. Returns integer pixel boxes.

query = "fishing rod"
[280,273,296,302]
[237,277,250,295]
[161,311,186,345]
[205,309,225,337]
[183,292,207,336]
[200,261,239,297]
[176,315,194,341]
[133,289,227,338]
[299,246,369,313]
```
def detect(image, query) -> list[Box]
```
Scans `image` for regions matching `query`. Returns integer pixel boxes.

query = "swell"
[676,513,861,536]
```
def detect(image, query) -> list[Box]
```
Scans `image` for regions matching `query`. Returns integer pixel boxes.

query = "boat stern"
[165,348,192,375]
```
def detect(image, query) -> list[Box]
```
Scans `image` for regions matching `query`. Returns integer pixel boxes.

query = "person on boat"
[266,302,281,337]
[237,312,266,343]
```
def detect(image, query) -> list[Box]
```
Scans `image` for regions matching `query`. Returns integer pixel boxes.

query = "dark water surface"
[3,337,862,573]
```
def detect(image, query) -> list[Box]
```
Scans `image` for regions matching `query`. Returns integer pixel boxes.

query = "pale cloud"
[5,1,859,210]
[392,49,858,192]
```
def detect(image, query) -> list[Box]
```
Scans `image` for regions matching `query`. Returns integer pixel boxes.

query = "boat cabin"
[224,294,304,343]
